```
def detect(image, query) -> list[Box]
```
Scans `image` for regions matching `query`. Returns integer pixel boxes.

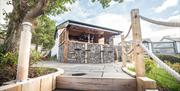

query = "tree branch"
[24,0,49,22]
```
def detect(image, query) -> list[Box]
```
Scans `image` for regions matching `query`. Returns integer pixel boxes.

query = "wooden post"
[100,45,104,63]
[121,35,126,67]
[114,48,119,64]
[64,29,69,63]
[131,9,145,77]
[16,22,32,81]
[131,9,145,91]
[85,43,88,63]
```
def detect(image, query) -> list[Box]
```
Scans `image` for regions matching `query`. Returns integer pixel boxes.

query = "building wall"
[176,42,180,53]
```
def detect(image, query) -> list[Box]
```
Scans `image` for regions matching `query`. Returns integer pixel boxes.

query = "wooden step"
[56,76,137,91]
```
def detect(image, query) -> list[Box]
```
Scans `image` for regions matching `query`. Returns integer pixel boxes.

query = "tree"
[3,0,123,52]
[32,16,55,50]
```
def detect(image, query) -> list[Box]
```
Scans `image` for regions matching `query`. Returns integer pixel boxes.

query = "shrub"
[0,51,18,86]
[29,50,41,66]
[144,58,157,79]
[157,54,180,63]
[0,52,18,67]
[165,61,180,74]
[144,57,180,91]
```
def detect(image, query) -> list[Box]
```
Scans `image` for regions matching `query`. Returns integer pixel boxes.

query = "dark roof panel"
[57,20,121,33]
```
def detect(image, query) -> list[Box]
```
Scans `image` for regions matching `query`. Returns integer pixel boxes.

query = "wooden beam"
[64,29,69,63]
[114,47,119,63]
[137,77,157,91]
[56,76,137,91]
[16,22,32,81]
[121,35,126,67]
[100,45,104,63]
[131,9,145,77]
[85,43,88,63]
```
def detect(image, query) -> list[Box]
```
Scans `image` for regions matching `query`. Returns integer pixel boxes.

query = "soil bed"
[0,67,57,86]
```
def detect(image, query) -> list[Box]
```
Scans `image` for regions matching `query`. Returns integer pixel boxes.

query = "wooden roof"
[55,20,122,38]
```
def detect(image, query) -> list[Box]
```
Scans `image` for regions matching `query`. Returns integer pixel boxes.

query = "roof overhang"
[56,20,121,34]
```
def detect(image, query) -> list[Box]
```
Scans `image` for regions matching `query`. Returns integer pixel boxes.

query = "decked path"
[34,61,136,91]
[34,61,133,79]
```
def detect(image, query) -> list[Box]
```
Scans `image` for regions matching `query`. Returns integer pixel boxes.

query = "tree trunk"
[35,44,38,51]
[3,0,48,53]
[4,10,24,52]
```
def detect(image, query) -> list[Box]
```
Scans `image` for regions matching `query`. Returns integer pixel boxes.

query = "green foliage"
[30,50,41,66]
[128,57,180,91]
[128,67,135,72]
[0,51,18,67]
[157,54,180,63]
[91,0,123,8]
[0,24,6,39]
[144,58,180,91]
[29,67,57,78]
[32,16,55,50]
[145,58,157,79]
[165,61,180,74]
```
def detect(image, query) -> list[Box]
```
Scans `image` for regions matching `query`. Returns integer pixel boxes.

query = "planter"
[0,68,64,91]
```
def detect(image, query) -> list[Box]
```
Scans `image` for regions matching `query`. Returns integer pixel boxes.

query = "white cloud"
[141,15,180,42]
[131,13,180,42]
[84,13,132,45]
[51,0,179,44]
[0,0,13,24]
[85,13,180,44]
[167,14,180,22]
[155,0,178,13]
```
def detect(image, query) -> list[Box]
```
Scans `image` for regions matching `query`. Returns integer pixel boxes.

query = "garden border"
[0,68,64,91]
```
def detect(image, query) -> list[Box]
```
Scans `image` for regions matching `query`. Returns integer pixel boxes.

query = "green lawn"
[128,57,180,91]
[146,68,180,91]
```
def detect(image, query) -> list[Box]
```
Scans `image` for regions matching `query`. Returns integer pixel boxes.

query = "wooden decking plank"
[56,76,136,91]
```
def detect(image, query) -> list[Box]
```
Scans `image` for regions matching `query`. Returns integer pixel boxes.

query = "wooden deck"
[35,61,133,78]
[35,61,136,91]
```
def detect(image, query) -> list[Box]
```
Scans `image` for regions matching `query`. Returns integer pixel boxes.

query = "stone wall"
[58,41,119,64]
[103,45,115,63]
[87,43,101,63]
[68,42,85,63]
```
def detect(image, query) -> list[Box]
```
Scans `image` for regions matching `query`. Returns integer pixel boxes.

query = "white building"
[160,36,180,54]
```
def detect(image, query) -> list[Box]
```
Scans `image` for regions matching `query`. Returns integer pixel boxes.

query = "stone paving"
[34,61,133,79]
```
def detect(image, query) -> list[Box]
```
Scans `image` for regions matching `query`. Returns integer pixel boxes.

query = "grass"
[128,67,135,72]
[128,57,180,91]
[147,68,180,91]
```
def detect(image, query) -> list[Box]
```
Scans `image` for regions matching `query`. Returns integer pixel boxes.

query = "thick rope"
[124,24,132,39]
[140,43,180,81]
[127,48,134,54]
[140,15,180,27]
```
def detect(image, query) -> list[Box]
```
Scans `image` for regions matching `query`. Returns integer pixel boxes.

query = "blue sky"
[1,0,180,44]
[50,0,180,44]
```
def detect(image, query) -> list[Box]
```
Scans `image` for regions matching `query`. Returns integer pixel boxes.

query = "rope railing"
[140,15,180,27]
[124,24,132,39]
[127,48,134,54]
[139,43,180,81]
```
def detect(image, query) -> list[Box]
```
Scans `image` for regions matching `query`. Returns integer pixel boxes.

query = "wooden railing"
[140,43,180,81]
[121,8,180,91]
[121,9,156,91]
